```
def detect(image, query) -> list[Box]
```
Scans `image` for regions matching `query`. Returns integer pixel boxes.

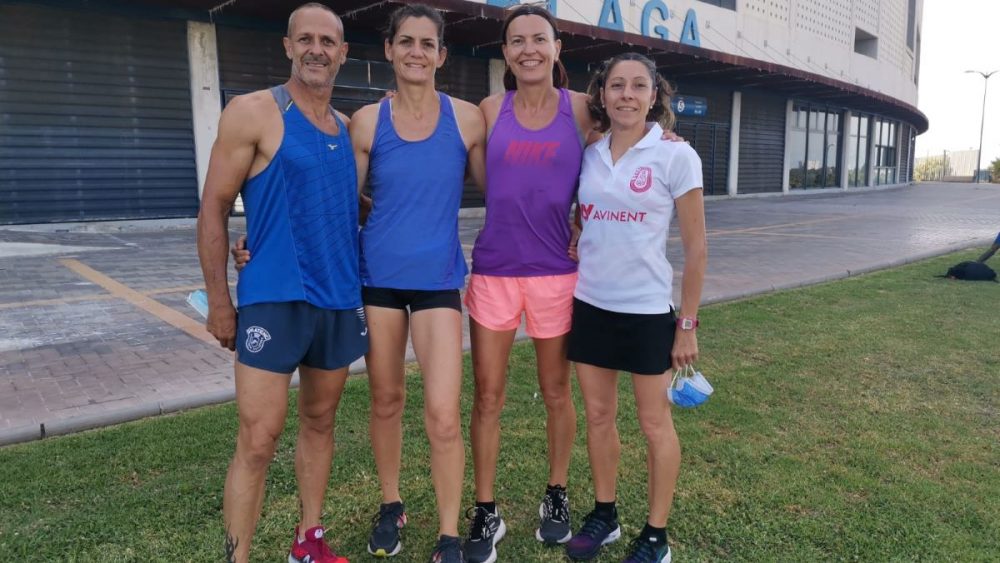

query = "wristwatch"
[676,316,699,331]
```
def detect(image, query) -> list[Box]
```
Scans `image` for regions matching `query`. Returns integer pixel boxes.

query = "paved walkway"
[1,182,997,445]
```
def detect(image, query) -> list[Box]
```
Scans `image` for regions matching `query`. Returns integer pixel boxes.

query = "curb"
[0,360,370,448]
[0,238,989,448]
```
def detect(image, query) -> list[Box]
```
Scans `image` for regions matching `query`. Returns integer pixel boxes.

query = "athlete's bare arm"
[479,93,505,137]
[569,90,605,146]
[350,103,379,224]
[453,97,487,191]
[196,92,274,350]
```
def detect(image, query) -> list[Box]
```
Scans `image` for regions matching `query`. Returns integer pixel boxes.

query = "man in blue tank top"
[196,4,364,563]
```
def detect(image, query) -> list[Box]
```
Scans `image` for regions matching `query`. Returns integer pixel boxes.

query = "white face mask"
[667,366,713,408]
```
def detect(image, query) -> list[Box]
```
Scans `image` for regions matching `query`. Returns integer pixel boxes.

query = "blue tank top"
[360,92,468,290]
[237,85,361,310]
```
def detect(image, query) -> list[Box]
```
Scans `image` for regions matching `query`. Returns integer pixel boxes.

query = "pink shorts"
[464,272,578,339]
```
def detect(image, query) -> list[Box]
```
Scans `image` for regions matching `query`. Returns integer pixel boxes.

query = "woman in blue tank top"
[348,6,486,563]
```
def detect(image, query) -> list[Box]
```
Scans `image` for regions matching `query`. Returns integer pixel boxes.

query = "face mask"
[667,365,713,408]
[187,289,209,319]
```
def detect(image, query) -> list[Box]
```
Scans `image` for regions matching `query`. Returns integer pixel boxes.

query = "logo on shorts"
[580,203,594,221]
[355,307,368,337]
[245,326,271,353]
[629,166,653,193]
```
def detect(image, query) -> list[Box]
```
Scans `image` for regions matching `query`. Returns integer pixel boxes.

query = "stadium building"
[0,0,926,224]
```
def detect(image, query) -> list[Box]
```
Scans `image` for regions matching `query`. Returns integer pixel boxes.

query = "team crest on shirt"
[629,166,653,193]
[245,326,271,353]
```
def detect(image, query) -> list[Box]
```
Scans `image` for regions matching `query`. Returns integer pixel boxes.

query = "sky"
[915,0,1000,167]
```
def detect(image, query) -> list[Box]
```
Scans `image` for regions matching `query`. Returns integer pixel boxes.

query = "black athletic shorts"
[567,298,676,376]
[362,286,462,313]
[236,301,368,374]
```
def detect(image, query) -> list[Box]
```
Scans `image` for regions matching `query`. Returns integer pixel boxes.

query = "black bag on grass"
[943,261,997,281]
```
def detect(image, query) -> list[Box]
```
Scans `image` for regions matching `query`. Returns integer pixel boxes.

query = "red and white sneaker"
[288,525,349,563]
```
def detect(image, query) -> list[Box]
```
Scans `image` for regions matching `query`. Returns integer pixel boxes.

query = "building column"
[489,59,506,95]
[187,21,221,200]
[727,91,741,196]
[866,119,877,186]
[839,110,852,190]
[782,99,794,193]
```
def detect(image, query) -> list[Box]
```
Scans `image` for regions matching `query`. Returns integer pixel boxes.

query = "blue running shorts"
[236,301,368,374]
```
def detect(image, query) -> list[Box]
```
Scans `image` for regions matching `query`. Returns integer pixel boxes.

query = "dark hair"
[585,52,676,133]
[384,4,445,49]
[287,2,341,38]
[500,5,568,90]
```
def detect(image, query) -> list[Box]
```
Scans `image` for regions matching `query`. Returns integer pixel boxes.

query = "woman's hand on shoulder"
[660,129,685,143]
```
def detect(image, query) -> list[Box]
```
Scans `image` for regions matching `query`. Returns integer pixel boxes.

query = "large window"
[788,105,841,189]
[847,115,871,187]
[874,118,899,185]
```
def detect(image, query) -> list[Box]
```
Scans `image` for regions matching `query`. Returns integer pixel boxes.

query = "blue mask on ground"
[667,366,714,408]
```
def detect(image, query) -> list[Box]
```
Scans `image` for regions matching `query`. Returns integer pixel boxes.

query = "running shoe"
[535,485,572,545]
[288,525,348,563]
[429,535,463,563]
[463,505,506,563]
[564,510,621,561]
[622,532,672,563]
[367,501,407,557]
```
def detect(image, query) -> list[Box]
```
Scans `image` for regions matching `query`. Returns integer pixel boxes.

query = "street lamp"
[965,69,998,183]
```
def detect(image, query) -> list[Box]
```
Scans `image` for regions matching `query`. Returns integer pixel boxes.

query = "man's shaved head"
[287,2,343,39]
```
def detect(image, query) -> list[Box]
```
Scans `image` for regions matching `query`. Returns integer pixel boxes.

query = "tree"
[990,157,1000,183]
[914,155,950,181]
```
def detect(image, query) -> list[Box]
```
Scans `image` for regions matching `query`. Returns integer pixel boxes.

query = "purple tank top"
[471,88,583,276]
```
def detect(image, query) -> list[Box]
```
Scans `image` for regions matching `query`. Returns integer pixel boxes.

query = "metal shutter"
[737,91,786,194]
[0,4,198,224]
[674,83,732,196]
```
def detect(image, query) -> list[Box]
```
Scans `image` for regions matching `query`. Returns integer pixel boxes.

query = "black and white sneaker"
[462,505,506,563]
[535,485,572,545]
[367,501,407,557]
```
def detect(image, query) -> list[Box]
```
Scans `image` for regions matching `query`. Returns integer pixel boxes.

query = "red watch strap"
[676,316,699,329]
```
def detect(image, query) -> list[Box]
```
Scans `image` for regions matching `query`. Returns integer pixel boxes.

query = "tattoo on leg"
[224,527,239,563]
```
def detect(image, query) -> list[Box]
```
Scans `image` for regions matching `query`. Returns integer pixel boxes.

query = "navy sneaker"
[463,505,506,563]
[429,535,463,563]
[564,510,621,561]
[535,485,572,545]
[622,532,672,563]
[367,501,407,557]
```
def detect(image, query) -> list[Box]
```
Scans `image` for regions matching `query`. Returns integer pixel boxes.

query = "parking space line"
[59,259,217,345]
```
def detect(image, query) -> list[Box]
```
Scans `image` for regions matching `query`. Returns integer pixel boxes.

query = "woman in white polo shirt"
[563,53,707,563]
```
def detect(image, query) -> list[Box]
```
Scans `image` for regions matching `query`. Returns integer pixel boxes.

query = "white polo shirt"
[574,123,703,314]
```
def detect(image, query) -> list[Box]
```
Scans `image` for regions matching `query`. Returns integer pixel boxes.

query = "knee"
[425,409,462,444]
[236,424,282,469]
[538,380,572,412]
[584,403,616,430]
[371,388,405,422]
[638,413,676,444]
[298,403,336,435]
[474,386,506,418]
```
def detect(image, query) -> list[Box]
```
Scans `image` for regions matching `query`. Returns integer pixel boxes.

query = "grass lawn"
[1,251,997,561]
